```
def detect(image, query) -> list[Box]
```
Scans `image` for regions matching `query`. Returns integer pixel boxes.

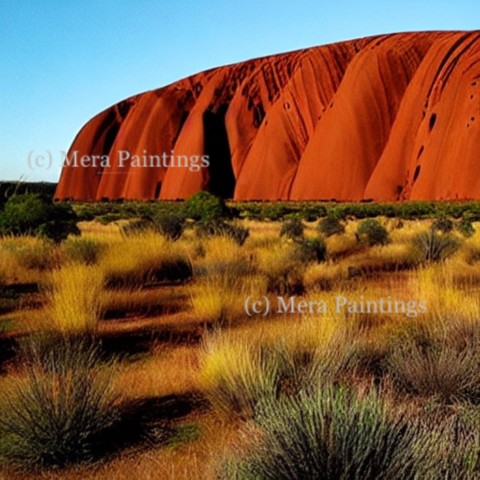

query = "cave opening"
[203,105,235,198]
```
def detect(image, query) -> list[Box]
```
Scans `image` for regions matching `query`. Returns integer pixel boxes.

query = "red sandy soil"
[55,31,480,202]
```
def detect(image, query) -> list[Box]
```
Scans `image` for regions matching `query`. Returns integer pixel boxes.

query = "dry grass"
[100,286,187,319]
[304,261,348,291]
[0,237,58,284]
[45,263,104,334]
[198,314,359,419]
[412,263,480,319]
[3,215,480,478]
[114,345,200,399]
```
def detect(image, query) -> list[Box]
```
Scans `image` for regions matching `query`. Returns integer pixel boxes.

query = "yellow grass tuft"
[413,263,480,320]
[47,263,104,334]
[100,232,190,287]
[190,272,265,324]
[304,261,348,291]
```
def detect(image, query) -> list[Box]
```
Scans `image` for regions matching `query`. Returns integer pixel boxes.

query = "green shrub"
[63,237,103,265]
[431,217,454,233]
[0,337,121,468]
[152,213,185,240]
[195,220,249,246]
[184,192,229,221]
[356,219,389,246]
[458,219,475,238]
[410,230,460,263]
[96,213,123,225]
[280,218,305,240]
[261,204,291,221]
[224,386,431,480]
[0,194,50,235]
[0,194,79,242]
[294,238,327,263]
[317,216,345,237]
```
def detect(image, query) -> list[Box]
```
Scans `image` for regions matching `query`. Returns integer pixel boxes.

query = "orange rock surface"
[55,31,480,201]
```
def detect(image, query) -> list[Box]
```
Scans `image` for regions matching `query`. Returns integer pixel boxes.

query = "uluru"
[55,31,480,202]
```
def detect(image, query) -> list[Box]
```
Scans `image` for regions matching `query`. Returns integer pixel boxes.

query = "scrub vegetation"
[0,192,479,478]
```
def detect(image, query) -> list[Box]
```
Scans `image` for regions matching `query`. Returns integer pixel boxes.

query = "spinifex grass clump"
[190,269,264,325]
[387,317,480,404]
[410,229,460,263]
[0,337,121,469]
[199,336,283,419]
[388,338,480,404]
[257,242,306,295]
[2,236,59,271]
[101,233,192,288]
[223,386,431,480]
[62,237,104,265]
[199,321,356,420]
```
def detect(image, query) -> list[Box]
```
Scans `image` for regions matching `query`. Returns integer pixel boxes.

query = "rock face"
[55,31,480,201]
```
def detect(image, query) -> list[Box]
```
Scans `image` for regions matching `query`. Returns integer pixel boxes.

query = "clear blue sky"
[1,1,479,182]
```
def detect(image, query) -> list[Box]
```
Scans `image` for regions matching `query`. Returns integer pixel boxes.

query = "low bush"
[183,191,229,221]
[96,213,123,225]
[260,204,291,221]
[152,213,185,240]
[293,238,327,263]
[0,194,79,242]
[431,216,454,233]
[356,219,389,246]
[266,265,305,296]
[317,216,345,237]
[457,219,475,238]
[279,218,304,240]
